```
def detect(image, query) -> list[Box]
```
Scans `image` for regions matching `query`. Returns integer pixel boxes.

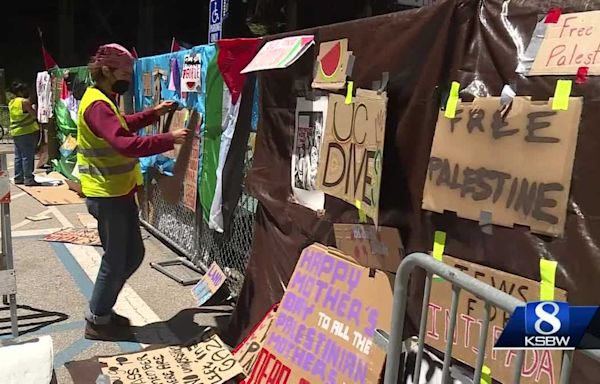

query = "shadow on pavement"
[0,304,69,337]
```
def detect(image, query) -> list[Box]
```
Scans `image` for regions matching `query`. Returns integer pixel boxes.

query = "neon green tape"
[432,231,446,261]
[481,365,492,384]
[355,200,367,223]
[540,258,558,301]
[552,80,572,111]
[345,81,354,104]
[444,81,460,118]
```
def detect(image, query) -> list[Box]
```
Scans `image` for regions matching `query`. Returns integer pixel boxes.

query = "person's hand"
[153,101,178,117]
[171,128,189,144]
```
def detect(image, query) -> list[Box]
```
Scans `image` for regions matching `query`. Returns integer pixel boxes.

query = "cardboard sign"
[530,10,600,75]
[191,262,227,306]
[181,54,201,92]
[164,109,189,159]
[100,334,244,384]
[316,90,387,226]
[422,97,582,237]
[43,228,101,246]
[143,72,152,96]
[312,39,351,90]
[245,244,393,384]
[291,97,328,211]
[426,255,567,384]
[182,116,201,212]
[333,224,403,273]
[241,36,315,74]
[235,304,279,377]
[0,171,9,203]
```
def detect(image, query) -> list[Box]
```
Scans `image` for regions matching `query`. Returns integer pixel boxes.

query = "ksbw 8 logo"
[525,301,570,348]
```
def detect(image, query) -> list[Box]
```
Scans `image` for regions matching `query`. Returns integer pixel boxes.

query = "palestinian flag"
[200,38,261,232]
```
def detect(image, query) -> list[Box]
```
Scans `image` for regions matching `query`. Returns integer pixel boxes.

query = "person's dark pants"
[85,194,144,325]
[13,132,38,183]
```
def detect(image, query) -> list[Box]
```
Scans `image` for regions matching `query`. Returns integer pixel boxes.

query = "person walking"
[9,82,41,186]
[77,43,188,340]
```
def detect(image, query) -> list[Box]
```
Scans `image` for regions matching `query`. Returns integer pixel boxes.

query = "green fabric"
[200,53,224,223]
[49,66,91,180]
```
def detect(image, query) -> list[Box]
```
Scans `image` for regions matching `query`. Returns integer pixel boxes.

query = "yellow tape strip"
[432,231,446,262]
[552,80,572,111]
[355,200,367,223]
[444,81,460,118]
[345,81,354,104]
[481,365,492,384]
[540,258,558,301]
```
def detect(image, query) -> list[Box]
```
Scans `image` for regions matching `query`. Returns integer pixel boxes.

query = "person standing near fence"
[9,81,42,186]
[78,43,188,340]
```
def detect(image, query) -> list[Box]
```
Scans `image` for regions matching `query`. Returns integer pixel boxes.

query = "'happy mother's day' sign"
[244,244,393,384]
[422,97,582,236]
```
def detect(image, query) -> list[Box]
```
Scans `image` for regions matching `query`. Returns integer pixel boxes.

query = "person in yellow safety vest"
[79,43,188,341]
[9,81,41,186]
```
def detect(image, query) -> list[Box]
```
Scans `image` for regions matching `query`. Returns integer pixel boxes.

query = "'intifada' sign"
[422,97,582,236]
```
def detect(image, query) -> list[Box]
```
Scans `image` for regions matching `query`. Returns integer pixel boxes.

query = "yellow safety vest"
[77,87,143,197]
[8,97,40,137]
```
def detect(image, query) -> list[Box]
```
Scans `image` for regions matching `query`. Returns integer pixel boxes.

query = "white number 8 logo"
[534,302,562,335]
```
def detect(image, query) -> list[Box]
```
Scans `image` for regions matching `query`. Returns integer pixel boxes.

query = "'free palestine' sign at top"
[530,10,600,75]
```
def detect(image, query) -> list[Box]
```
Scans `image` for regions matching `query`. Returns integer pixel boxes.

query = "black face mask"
[111,80,130,95]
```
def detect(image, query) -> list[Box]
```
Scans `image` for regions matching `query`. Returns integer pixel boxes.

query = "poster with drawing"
[291,97,328,211]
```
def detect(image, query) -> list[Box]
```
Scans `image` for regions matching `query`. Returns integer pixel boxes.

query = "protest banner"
[316,90,387,226]
[422,97,582,236]
[182,116,201,212]
[191,262,227,306]
[241,36,315,74]
[235,304,279,377]
[426,255,567,384]
[291,97,328,211]
[529,10,600,75]
[333,224,403,273]
[244,244,393,384]
[181,53,201,92]
[99,334,244,384]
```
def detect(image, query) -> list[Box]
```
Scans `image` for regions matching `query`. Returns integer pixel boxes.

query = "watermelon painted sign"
[312,39,352,90]
[181,54,201,92]
[316,90,388,226]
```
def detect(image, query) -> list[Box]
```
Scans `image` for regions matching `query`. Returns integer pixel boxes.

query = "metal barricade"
[384,253,600,384]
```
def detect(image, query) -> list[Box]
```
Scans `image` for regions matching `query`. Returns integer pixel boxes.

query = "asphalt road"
[1,153,231,383]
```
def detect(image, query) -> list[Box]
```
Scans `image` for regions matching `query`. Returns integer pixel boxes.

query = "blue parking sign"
[209,0,223,43]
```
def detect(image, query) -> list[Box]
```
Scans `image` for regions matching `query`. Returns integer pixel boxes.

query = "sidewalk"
[2,154,231,383]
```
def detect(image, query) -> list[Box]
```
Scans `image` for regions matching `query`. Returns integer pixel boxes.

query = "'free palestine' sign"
[530,10,600,75]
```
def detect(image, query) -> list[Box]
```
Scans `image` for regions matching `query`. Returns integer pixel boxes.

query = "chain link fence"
[0,106,12,143]
[139,135,257,297]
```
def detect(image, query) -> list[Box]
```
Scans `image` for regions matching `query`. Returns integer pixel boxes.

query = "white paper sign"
[181,54,201,92]
[0,171,10,203]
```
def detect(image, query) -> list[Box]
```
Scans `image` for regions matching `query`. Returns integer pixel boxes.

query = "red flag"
[170,37,181,53]
[131,47,139,59]
[42,46,58,70]
[38,28,58,70]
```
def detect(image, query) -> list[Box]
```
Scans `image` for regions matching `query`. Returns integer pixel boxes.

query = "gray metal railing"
[384,252,600,384]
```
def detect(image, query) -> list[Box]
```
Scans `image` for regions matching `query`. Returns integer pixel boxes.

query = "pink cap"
[90,43,134,70]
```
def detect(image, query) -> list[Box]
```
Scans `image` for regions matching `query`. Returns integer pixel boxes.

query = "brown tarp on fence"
[226,0,600,381]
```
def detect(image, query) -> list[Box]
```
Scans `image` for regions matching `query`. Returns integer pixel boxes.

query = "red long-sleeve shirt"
[84,101,175,158]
